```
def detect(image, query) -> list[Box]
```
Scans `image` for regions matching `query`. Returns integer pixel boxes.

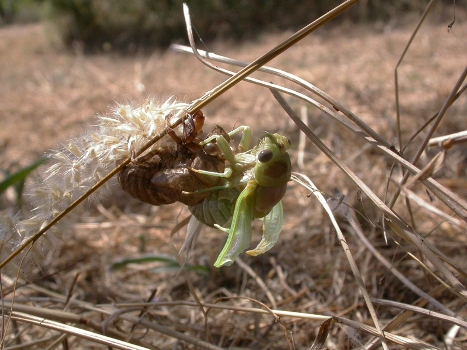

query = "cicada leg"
[200,126,251,158]
[195,126,253,178]
[189,166,233,179]
[164,111,205,146]
[228,125,251,153]
[128,111,205,166]
[181,176,232,196]
[182,126,256,197]
[182,110,205,144]
[189,133,236,179]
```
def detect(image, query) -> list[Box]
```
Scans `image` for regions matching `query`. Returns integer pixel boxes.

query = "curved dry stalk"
[394,0,438,149]
[174,43,360,135]
[183,0,358,114]
[371,298,467,330]
[272,88,467,303]
[172,44,467,224]
[172,44,391,148]
[291,172,388,350]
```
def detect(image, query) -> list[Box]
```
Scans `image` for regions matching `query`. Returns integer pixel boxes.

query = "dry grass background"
[1,4,467,349]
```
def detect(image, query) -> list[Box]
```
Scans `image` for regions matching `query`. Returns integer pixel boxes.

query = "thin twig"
[389,64,467,209]
[184,0,358,114]
[371,298,467,330]
[394,0,437,150]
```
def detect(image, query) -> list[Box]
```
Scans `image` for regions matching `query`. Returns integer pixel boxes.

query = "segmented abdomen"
[119,146,227,206]
[188,187,241,228]
[119,161,177,205]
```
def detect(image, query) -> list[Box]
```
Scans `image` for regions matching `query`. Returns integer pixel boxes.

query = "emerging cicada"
[118,109,291,267]
[188,128,291,267]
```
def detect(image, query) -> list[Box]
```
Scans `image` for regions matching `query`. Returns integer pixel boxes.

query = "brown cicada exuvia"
[118,111,230,206]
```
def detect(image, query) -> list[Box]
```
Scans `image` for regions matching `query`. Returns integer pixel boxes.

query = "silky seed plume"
[0,97,189,269]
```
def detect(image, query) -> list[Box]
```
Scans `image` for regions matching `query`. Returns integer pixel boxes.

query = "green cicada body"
[188,130,292,267]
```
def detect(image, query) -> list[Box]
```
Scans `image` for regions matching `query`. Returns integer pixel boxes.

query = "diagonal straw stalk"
[185,0,358,114]
[0,0,358,269]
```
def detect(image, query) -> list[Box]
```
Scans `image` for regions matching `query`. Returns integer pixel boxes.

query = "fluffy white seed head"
[0,97,189,270]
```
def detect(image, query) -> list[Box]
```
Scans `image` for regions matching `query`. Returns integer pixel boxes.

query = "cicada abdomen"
[119,151,181,206]
[188,186,241,227]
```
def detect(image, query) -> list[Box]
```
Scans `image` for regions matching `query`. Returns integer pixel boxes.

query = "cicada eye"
[204,142,219,156]
[257,149,273,163]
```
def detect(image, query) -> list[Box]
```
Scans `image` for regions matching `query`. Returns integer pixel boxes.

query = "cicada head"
[253,133,291,188]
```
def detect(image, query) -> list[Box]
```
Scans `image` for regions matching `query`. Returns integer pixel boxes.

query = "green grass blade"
[110,254,209,275]
[0,158,47,195]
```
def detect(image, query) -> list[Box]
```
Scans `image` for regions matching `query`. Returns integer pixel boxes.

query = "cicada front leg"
[182,110,205,144]
[193,125,255,179]
[182,137,236,183]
